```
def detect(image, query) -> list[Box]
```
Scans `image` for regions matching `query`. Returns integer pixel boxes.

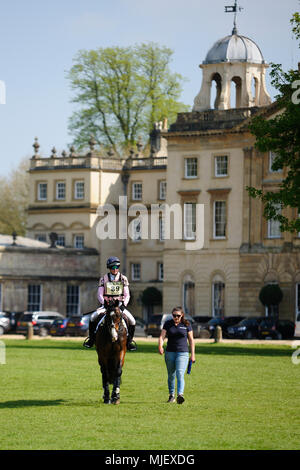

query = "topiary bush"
[259,284,283,307]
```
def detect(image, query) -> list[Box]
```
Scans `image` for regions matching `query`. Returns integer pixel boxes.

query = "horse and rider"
[83,256,137,352]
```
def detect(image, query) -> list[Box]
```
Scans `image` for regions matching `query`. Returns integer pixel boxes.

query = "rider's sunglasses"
[172,313,182,318]
[110,265,119,270]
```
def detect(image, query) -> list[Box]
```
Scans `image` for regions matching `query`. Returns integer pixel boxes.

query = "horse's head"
[104,297,119,312]
[104,298,122,342]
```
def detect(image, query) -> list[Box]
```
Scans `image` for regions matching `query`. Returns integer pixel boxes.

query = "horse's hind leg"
[100,366,110,404]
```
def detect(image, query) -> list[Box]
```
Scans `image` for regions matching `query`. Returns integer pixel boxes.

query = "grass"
[0,338,299,450]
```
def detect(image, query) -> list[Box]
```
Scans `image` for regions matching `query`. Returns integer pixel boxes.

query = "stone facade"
[3,28,298,324]
[0,235,99,314]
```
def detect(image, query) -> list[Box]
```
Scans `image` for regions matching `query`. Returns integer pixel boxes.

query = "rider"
[83,256,137,351]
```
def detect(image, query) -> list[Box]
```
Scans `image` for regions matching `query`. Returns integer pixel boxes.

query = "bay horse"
[95,298,127,404]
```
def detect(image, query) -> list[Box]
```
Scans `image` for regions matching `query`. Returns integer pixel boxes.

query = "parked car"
[145,314,163,337]
[160,313,200,338]
[258,318,295,339]
[16,311,64,336]
[295,313,300,338]
[135,317,147,337]
[205,316,246,338]
[193,316,212,338]
[50,317,69,336]
[65,314,91,337]
[3,311,23,333]
[227,317,265,339]
[0,312,11,335]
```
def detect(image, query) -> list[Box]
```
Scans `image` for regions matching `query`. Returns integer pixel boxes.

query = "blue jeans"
[165,351,189,396]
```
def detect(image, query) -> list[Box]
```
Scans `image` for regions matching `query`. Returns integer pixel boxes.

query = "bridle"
[104,300,122,343]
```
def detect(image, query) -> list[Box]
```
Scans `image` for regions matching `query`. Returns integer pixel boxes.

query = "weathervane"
[225,0,243,35]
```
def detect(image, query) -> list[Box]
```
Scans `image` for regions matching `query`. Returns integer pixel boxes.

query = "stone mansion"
[1,26,300,323]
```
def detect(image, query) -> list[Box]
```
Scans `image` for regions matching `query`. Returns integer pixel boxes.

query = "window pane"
[159,181,167,200]
[132,220,141,241]
[269,152,282,173]
[35,234,47,243]
[28,285,41,312]
[185,158,197,178]
[159,217,165,241]
[75,181,84,199]
[184,203,196,240]
[56,182,66,199]
[131,263,141,281]
[268,204,281,238]
[213,282,225,316]
[74,235,84,249]
[214,201,226,238]
[38,183,47,200]
[66,285,79,315]
[132,183,142,200]
[215,156,228,176]
[57,234,65,247]
[158,263,164,281]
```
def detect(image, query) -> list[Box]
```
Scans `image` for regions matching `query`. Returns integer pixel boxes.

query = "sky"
[0,0,299,177]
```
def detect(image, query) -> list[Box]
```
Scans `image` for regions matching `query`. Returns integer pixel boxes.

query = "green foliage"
[247,13,300,233]
[259,284,283,307]
[67,43,189,153]
[0,158,29,235]
[141,286,162,305]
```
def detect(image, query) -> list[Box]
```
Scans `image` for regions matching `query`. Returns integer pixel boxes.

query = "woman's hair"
[172,307,190,327]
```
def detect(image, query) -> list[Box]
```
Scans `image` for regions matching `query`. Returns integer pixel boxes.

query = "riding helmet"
[106,256,121,269]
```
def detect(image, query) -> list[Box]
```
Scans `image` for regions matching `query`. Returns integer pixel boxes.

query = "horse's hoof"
[103,399,110,404]
[112,399,120,405]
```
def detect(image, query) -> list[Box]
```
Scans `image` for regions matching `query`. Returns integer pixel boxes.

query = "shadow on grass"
[136,343,293,358]
[4,340,293,357]
[0,399,66,409]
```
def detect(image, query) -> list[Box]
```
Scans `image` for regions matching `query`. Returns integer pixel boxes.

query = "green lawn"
[0,338,299,450]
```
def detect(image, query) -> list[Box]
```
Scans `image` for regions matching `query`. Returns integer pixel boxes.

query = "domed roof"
[203,33,265,65]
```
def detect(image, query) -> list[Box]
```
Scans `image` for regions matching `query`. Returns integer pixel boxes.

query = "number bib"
[105,281,124,296]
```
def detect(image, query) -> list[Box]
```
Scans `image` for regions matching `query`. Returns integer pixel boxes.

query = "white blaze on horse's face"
[110,312,118,342]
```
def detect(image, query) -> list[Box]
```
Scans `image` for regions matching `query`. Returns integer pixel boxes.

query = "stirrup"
[83,337,94,349]
[127,340,137,351]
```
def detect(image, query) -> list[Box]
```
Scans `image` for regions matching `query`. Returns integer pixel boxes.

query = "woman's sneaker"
[167,395,175,403]
[177,394,185,404]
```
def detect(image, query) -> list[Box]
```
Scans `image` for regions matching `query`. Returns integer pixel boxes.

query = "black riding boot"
[127,325,137,351]
[83,319,97,349]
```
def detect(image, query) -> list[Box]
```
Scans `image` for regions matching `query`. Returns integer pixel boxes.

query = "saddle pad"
[105,281,124,296]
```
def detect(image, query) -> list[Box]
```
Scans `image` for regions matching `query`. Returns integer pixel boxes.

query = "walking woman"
[158,307,195,404]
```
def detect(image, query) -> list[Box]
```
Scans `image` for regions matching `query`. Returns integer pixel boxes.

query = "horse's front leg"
[100,365,110,404]
[111,364,122,405]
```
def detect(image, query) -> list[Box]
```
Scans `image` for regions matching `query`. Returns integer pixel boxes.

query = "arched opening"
[230,76,242,108]
[182,273,195,316]
[251,77,258,105]
[210,73,222,109]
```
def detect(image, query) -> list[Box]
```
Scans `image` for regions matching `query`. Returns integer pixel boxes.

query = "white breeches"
[91,306,136,325]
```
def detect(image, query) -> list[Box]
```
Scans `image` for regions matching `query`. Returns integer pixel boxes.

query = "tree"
[247,13,300,233]
[141,287,162,306]
[0,158,30,236]
[259,284,283,317]
[67,43,189,153]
